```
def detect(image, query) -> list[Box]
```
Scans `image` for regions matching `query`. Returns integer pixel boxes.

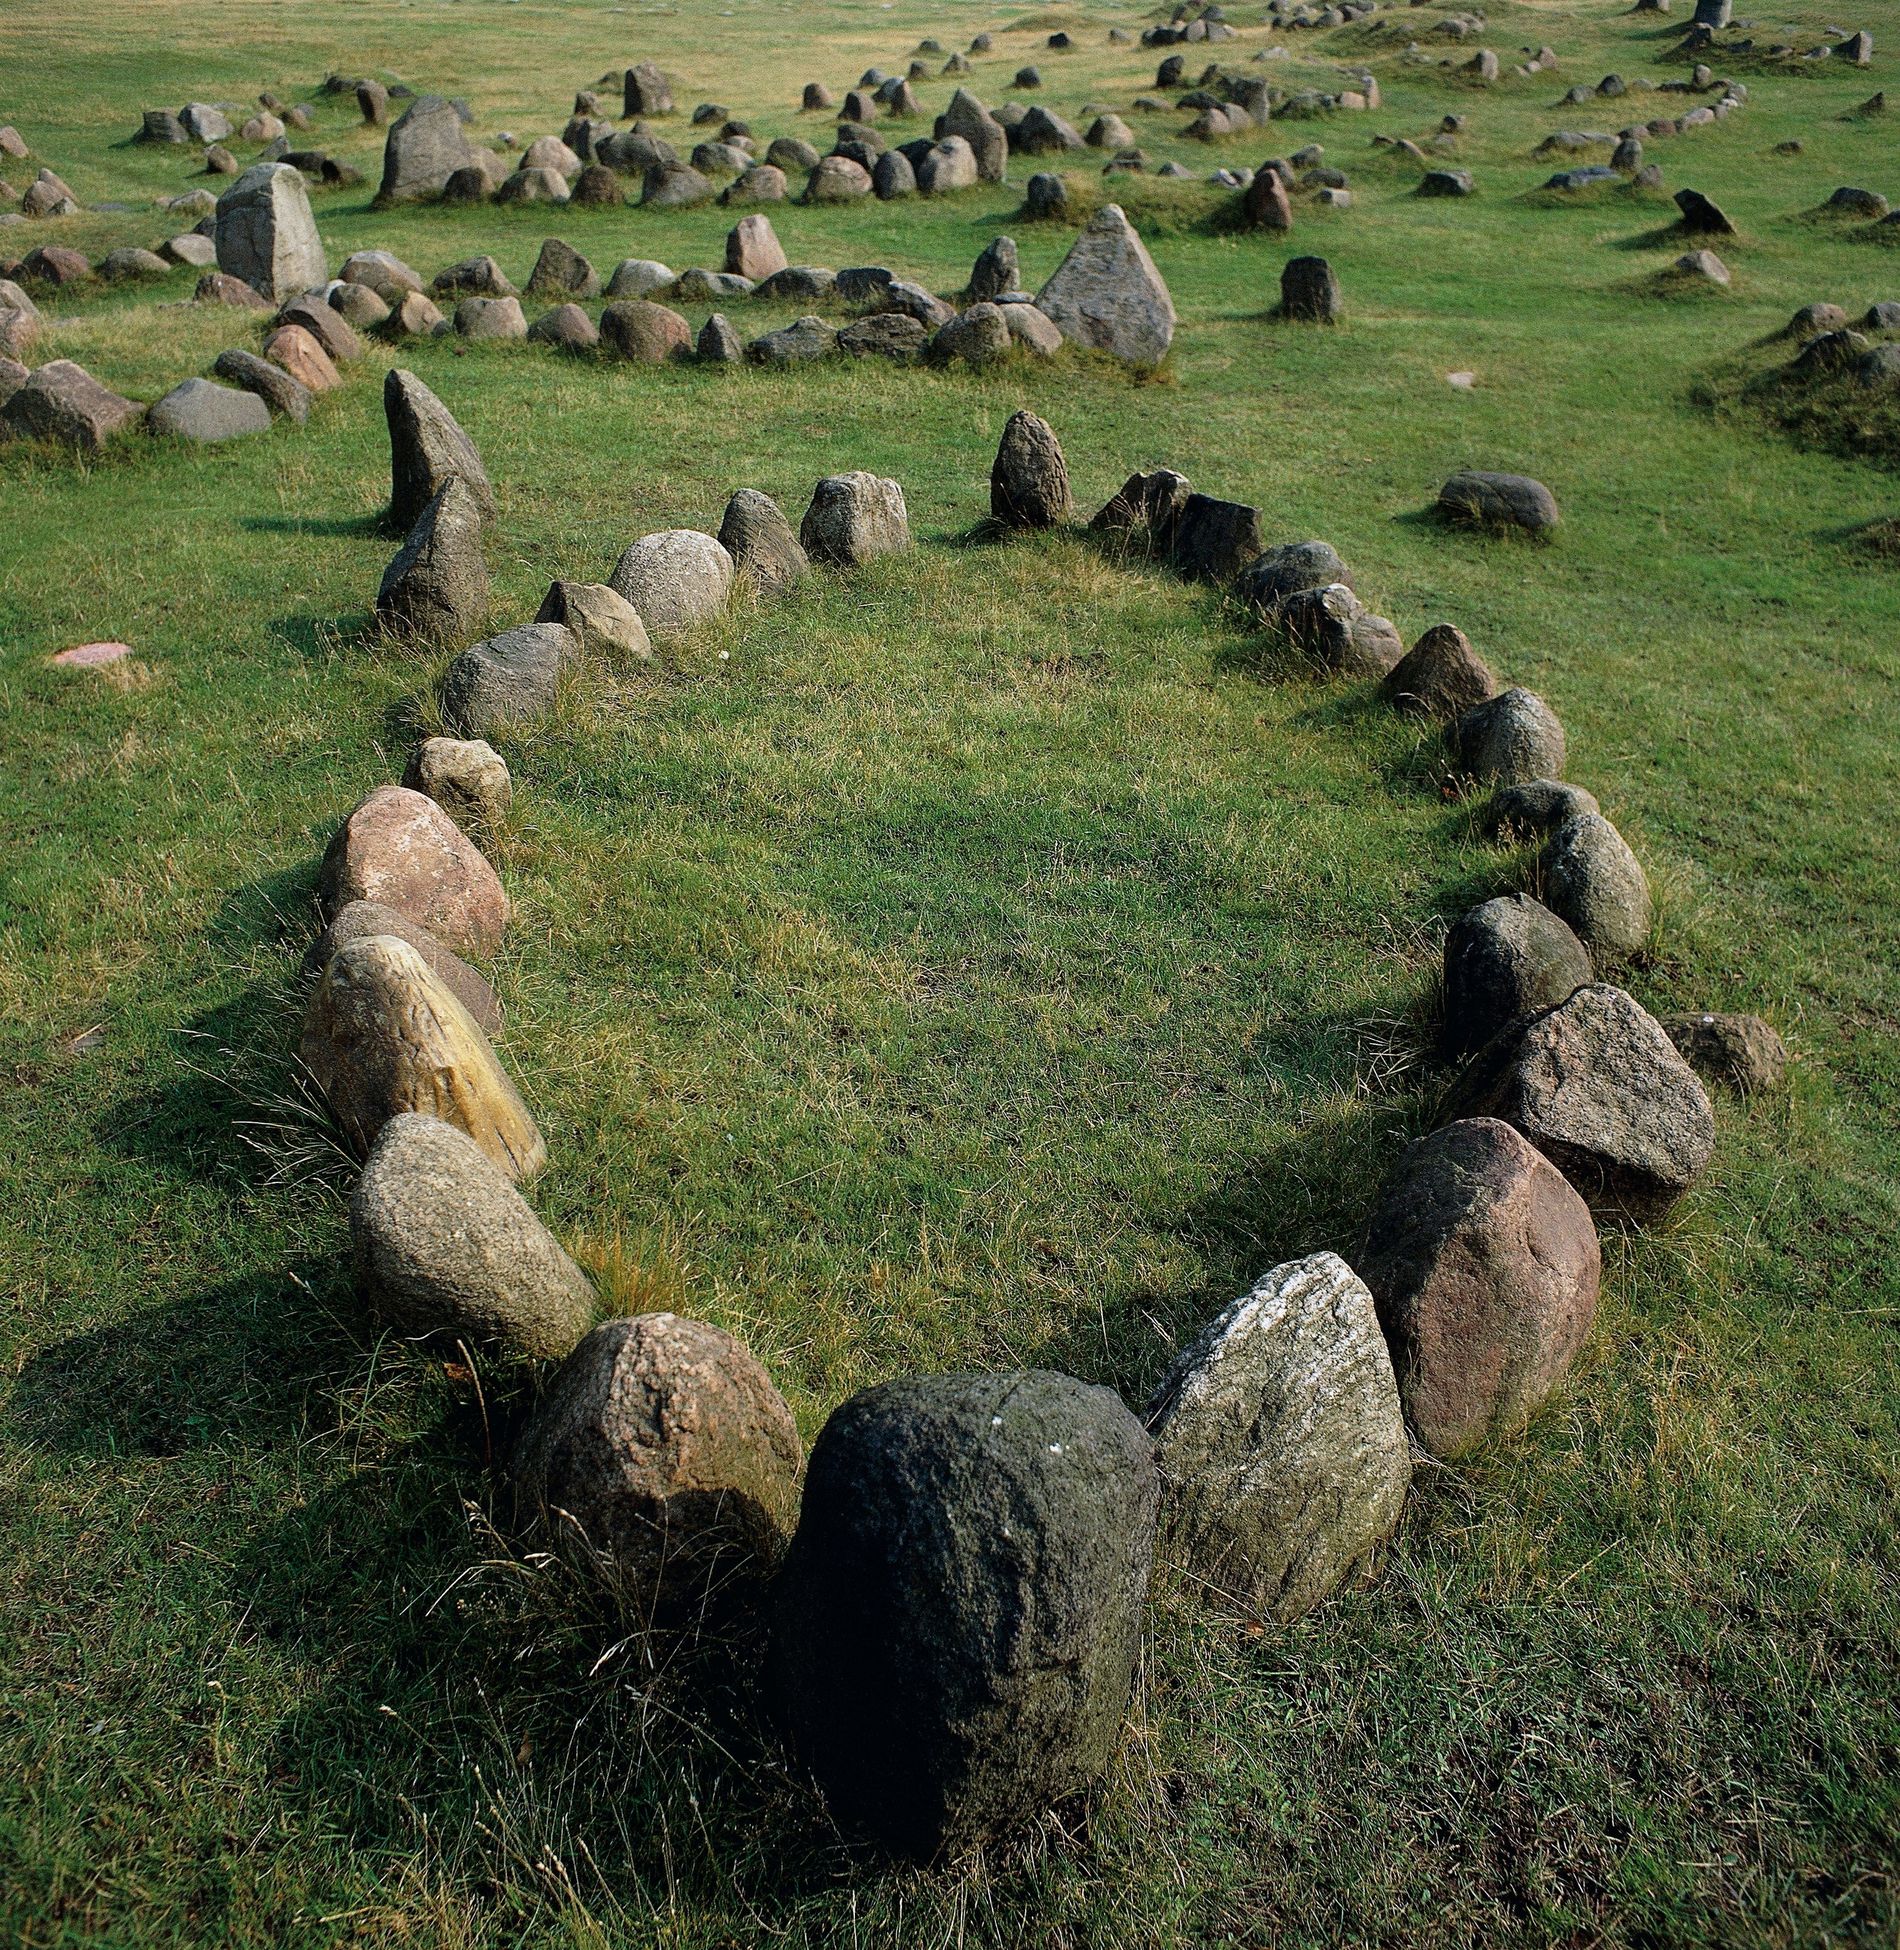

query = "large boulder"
[800,472,911,567]
[514,1314,802,1608]
[375,477,490,644]
[766,1371,1156,1858]
[1455,687,1566,785]
[300,935,544,1176]
[599,298,691,362]
[1035,205,1175,364]
[378,94,485,202]
[317,783,509,957]
[1443,893,1592,1057]
[718,488,808,595]
[1145,1252,1410,1621]
[385,369,495,532]
[1449,984,1715,1220]
[302,900,500,1032]
[0,360,140,451]
[351,1112,592,1357]
[214,163,326,299]
[1437,470,1560,534]
[991,410,1071,529]
[1541,812,1653,958]
[1357,1120,1601,1458]
[440,621,577,735]
[608,529,734,637]
[145,376,272,443]
[1381,623,1496,721]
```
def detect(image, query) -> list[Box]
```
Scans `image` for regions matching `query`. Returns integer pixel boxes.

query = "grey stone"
[932,301,1012,364]
[1456,687,1567,784]
[698,311,743,362]
[766,1371,1156,1858]
[1146,1252,1410,1621]
[1542,812,1653,958]
[377,95,485,203]
[991,410,1071,529]
[726,213,786,281]
[1090,467,1192,556]
[377,478,490,644]
[1443,893,1593,1056]
[527,237,598,298]
[352,1113,592,1358]
[1437,470,1560,532]
[1235,539,1350,614]
[1270,583,1405,677]
[642,161,713,208]
[801,472,911,566]
[1024,171,1069,220]
[534,579,652,661]
[146,375,272,442]
[214,162,326,299]
[608,529,735,637]
[936,88,1009,182]
[749,314,839,365]
[1662,1012,1789,1092]
[0,360,139,451]
[1381,623,1496,721]
[837,312,929,360]
[968,235,1019,302]
[604,257,675,299]
[1171,493,1263,583]
[917,137,980,194]
[208,347,308,422]
[402,734,512,830]
[1035,204,1175,363]
[1483,779,1601,838]
[440,621,577,734]
[1280,254,1341,322]
[527,301,599,351]
[719,488,808,595]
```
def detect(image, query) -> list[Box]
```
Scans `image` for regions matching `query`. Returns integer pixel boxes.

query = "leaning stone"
[534,579,651,661]
[440,621,577,735]
[386,369,495,531]
[1171,493,1263,583]
[1443,892,1593,1056]
[991,410,1071,529]
[1673,248,1730,284]
[264,323,340,393]
[719,489,808,595]
[1662,1012,1789,1092]
[1035,204,1176,363]
[146,376,271,443]
[214,162,327,299]
[766,1370,1156,1859]
[800,472,911,567]
[352,1112,591,1356]
[1090,467,1191,556]
[1449,984,1715,1220]
[514,1313,802,1607]
[1356,1119,1601,1458]
[302,900,500,1032]
[1381,623,1496,721]
[1145,1252,1410,1621]
[608,529,735,637]
[1456,687,1566,784]
[0,360,139,451]
[1673,186,1733,233]
[277,292,360,363]
[302,937,543,1176]
[376,478,490,645]
[1541,812,1652,958]
[318,784,509,956]
[402,734,511,830]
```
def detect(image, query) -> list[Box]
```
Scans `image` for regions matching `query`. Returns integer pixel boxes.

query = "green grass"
[3,0,1900,1943]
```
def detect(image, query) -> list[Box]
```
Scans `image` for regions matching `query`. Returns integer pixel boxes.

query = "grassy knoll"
[2,0,1898,1943]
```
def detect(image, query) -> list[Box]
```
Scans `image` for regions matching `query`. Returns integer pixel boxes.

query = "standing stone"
[608,530,735,636]
[599,298,691,361]
[376,478,490,644]
[1542,812,1653,958]
[1673,187,1734,234]
[1456,688,1566,784]
[357,80,389,126]
[214,163,326,300]
[726,213,787,281]
[1171,493,1263,583]
[1146,1253,1410,1621]
[526,237,599,298]
[1280,255,1341,322]
[624,60,674,118]
[1381,623,1495,721]
[440,622,578,736]
[698,311,743,362]
[1024,172,1069,220]
[991,411,1072,529]
[514,1314,802,1608]
[968,235,1018,301]
[1035,204,1176,364]
[1437,470,1560,533]
[301,937,544,1177]
[1449,984,1716,1220]
[937,88,1010,181]
[351,1112,592,1357]
[317,783,509,957]
[534,580,652,661]
[385,369,496,532]
[1242,168,1293,230]
[1357,1119,1602,1458]
[303,901,500,1033]
[402,735,511,830]
[377,94,484,203]
[800,473,911,566]
[1443,893,1593,1057]
[766,1371,1156,1858]
[719,488,809,595]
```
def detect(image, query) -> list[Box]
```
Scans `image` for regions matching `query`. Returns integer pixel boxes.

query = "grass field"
[3,0,1899,1941]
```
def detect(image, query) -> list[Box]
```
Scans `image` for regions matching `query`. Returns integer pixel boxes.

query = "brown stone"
[1381,623,1497,721]
[599,297,691,361]
[317,783,509,957]
[1662,1012,1789,1092]
[264,322,341,392]
[302,899,502,1032]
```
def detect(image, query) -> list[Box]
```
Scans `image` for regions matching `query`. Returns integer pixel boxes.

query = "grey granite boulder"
[799,472,911,566]
[146,376,272,442]
[1443,893,1592,1056]
[608,529,734,637]
[214,162,327,299]
[991,410,1071,528]
[1034,204,1175,364]
[1381,623,1496,721]
[376,477,490,644]
[1437,470,1559,533]
[1455,687,1566,784]
[718,488,808,595]
[440,621,577,734]
[385,369,495,531]
[1542,812,1652,958]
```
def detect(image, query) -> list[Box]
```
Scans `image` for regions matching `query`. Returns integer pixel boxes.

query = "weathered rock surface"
[767,1370,1156,1858]
[991,410,1071,528]
[146,376,272,443]
[1437,471,1560,533]
[1146,1252,1410,1621]
[514,1313,802,1607]
[534,579,651,661]
[599,297,691,361]
[378,95,486,202]
[1171,493,1262,584]
[302,899,501,1032]
[1542,812,1653,958]
[440,621,576,735]
[1,360,140,451]
[1269,583,1405,677]
[1456,687,1567,785]
[301,934,544,1176]
[214,163,326,299]
[376,477,489,643]
[1662,1012,1789,1092]
[1090,466,1191,556]
[402,734,511,831]
[386,369,495,532]
[800,472,911,566]
[719,488,808,594]
[608,529,734,637]
[1382,623,1496,721]
[317,783,509,957]
[351,1112,591,1355]
[1482,778,1600,839]
[1034,204,1176,364]
[1443,893,1592,1057]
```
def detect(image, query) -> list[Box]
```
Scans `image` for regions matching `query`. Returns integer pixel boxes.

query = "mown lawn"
[2,0,1898,1943]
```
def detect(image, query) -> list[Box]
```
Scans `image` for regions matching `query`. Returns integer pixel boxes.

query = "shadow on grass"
[243,511,387,539]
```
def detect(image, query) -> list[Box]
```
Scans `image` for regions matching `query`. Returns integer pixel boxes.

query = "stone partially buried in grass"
[402,734,510,833]
[608,529,734,636]
[800,472,911,566]
[385,369,495,532]
[1662,1011,1789,1092]
[376,477,490,644]
[0,360,140,451]
[1356,1118,1601,1459]
[146,376,272,443]
[534,578,652,660]
[318,783,509,958]
[1382,623,1496,721]
[1437,470,1559,534]
[514,1313,802,1611]
[1456,687,1567,785]
[767,1370,1156,1859]
[440,621,578,736]
[718,488,809,595]
[991,409,1072,529]
[1145,1252,1410,1622]
[351,1111,592,1357]
[301,934,544,1177]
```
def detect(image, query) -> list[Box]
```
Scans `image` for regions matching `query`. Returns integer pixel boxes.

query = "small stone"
[800,472,911,567]
[145,376,272,443]
[1456,687,1567,784]
[195,270,274,310]
[1541,812,1653,958]
[1443,893,1593,1056]
[600,298,691,362]
[1662,1012,1789,1092]
[725,212,787,282]
[604,257,676,299]
[527,301,599,351]
[838,312,929,360]
[1673,186,1733,234]
[264,323,340,392]
[453,294,528,341]
[1090,467,1192,557]
[1024,171,1069,219]
[749,313,838,365]
[991,410,1072,529]
[932,301,1012,365]
[1234,539,1351,613]
[440,621,577,735]
[302,937,542,1176]
[526,237,599,298]
[1269,584,1404,677]
[1483,778,1600,838]
[402,733,511,830]
[608,529,735,636]
[1674,248,1730,283]
[1382,623,1495,720]
[719,489,808,595]
[805,154,873,202]
[1146,1252,1410,1621]
[277,291,362,363]
[99,246,170,281]
[967,235,1019,302]
[1357,1119,1601,1458]
[318,783,509,957]
[534,579,651,661]
[1437,470,1560,533]
[697,311,743,362]
[514,1313,802,1607]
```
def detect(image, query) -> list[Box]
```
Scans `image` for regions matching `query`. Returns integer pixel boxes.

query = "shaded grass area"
[4,0,1900,1943]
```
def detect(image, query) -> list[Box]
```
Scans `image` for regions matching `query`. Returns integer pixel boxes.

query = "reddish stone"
[316,784,509,957]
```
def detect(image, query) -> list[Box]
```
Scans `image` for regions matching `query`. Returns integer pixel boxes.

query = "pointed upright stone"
[1034,204,1175,364]
[214,162,327,300]
[385,369,495,532]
